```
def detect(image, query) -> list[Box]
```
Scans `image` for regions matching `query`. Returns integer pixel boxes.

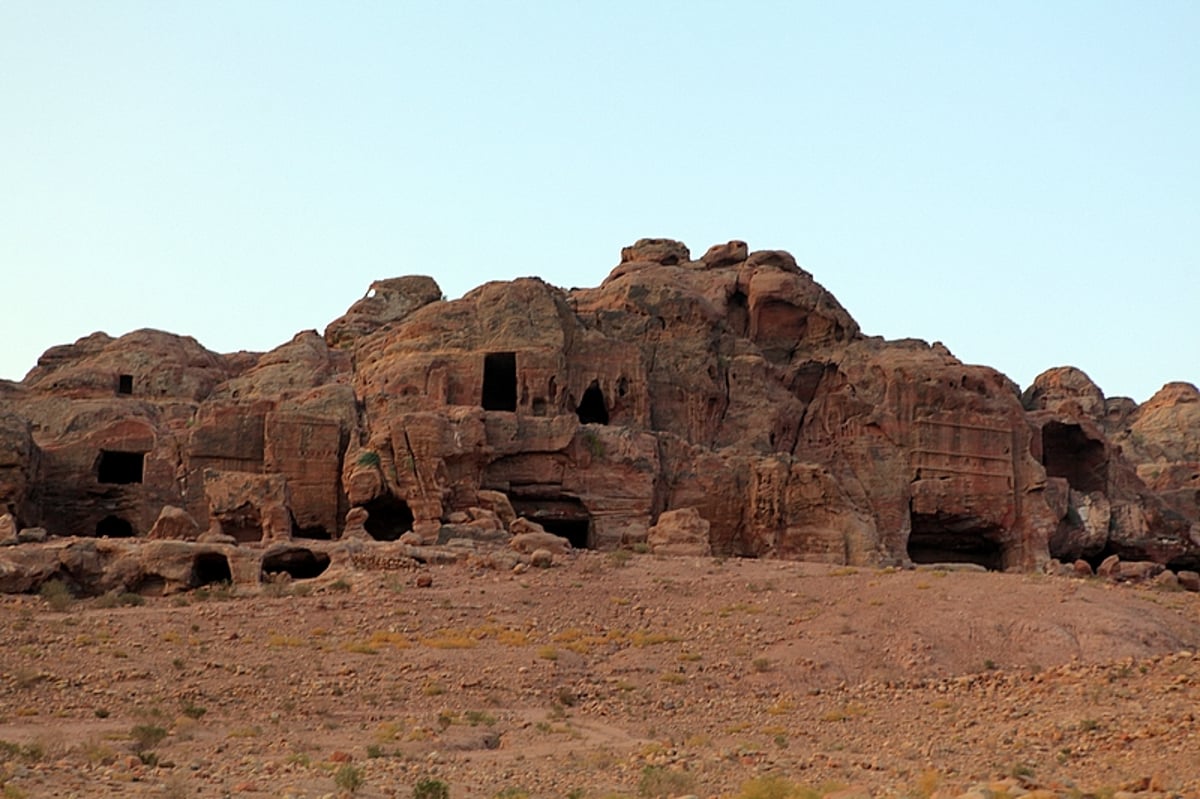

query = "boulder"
[647,507,712,557]
[147,506,202,541]
[0,513,16,546]
[510,531,572,556]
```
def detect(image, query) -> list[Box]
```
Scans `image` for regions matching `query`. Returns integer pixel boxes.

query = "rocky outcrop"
[0,237,1196,593]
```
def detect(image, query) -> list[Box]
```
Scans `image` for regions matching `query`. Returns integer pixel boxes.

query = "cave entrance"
[510,497,593,549]
[1041,422,1106,493]
[192,553,233,587]
[482,352,517,411]
[363,496,414,541]
[727,289,749,337]
[97,450,145,484]
[907,512,1005,570]
[576,380,609,425]
[262,546,331,580]
[293,523,331,540]
[96,515,135,538]
[117,374,134,395]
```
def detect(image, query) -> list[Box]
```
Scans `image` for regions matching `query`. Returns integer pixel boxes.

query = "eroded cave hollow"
[907,511,1005,570]
[511,496,593,549]
[1041,421,1107,493]
[363,496,414,541]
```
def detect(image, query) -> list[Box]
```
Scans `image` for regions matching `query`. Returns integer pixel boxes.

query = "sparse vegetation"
[335,763,364,794]
[356,450,382,468]
[412,777,450,799]
[130,723,168,752]
[38,580,73,611]
[93,589,144,608]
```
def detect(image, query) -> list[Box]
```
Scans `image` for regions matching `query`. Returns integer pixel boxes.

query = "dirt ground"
[1,551,1199,798]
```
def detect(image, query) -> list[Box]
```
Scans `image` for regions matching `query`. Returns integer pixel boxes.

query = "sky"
[1,2,1196,403]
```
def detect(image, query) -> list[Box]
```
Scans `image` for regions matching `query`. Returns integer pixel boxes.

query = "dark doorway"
[96,515,135,538]
[117,374,134,395]
[97,451,145,484]
[727,289,749,337]
[362,496,414,541]
[1041,422,1106,493]
[482,352,517,411]
[511,497,593,549]
[262,547,331,580]
[576,380,609,425]
[293,524,331,540]
[907,511,1004,570]
[193,553,233,587]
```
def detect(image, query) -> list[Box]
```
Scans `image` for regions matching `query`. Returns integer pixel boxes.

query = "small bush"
[335,763,364,794]
[413,778,450,799]
[464,710,496,727]
[734,775,819,799]
[94,589,145,608]
[130,724,168,752]
[638,765,696,798]
[180,701,206,720]
[356,450,382,468]
[38,579,74,611]
[494,789,529,799]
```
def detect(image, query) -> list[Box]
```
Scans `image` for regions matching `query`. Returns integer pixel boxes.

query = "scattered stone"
[1177,570,1200,592]
[16,527,47,544]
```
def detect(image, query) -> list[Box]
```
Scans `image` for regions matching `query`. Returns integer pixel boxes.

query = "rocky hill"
[1,238,1197,594]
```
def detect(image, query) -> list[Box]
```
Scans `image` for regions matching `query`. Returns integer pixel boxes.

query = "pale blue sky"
[2,2,1196,402]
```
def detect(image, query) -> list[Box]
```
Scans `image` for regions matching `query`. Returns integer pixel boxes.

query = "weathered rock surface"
[646,507,711,557]
[0,238,1197,592]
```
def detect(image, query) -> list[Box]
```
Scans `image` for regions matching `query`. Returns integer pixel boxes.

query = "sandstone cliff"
[0,238,1196,593]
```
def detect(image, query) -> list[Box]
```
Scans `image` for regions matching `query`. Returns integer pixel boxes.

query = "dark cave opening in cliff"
[293,523,331,540]
[576,381,609,425]
[727,289,749,337]
[907,512,1004,570]
[117,374,134,395]
[262,547,331,580]
[482,352,518,411]
[192,553,233,587]
[96,450,145,484]
[1166,554,1200,573]
[511,497,593,549]
[363,496,414,541]
[96,515,135,538]
[1041,422,1107,493]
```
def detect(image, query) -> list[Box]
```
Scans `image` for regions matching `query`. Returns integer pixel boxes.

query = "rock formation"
[0,238,1197,594]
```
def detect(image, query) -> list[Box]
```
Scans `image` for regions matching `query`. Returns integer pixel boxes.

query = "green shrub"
[356,451,381,468]
[638,765,696,798]
[38,579,74,611]
[130,724,168,752]
[335,763,364,794]
[413,778,450,799]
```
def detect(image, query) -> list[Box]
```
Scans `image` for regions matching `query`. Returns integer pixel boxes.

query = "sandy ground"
[1,551,1199,798]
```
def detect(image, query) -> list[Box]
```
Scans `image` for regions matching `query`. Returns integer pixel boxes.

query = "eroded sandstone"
[0,239,1197,593]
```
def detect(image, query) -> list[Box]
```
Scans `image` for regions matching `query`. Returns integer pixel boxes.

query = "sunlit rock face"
[0,238,1196,588]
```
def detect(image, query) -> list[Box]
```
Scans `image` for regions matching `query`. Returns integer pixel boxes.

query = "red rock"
[647,507,711,557]
[0,237,1197,595]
